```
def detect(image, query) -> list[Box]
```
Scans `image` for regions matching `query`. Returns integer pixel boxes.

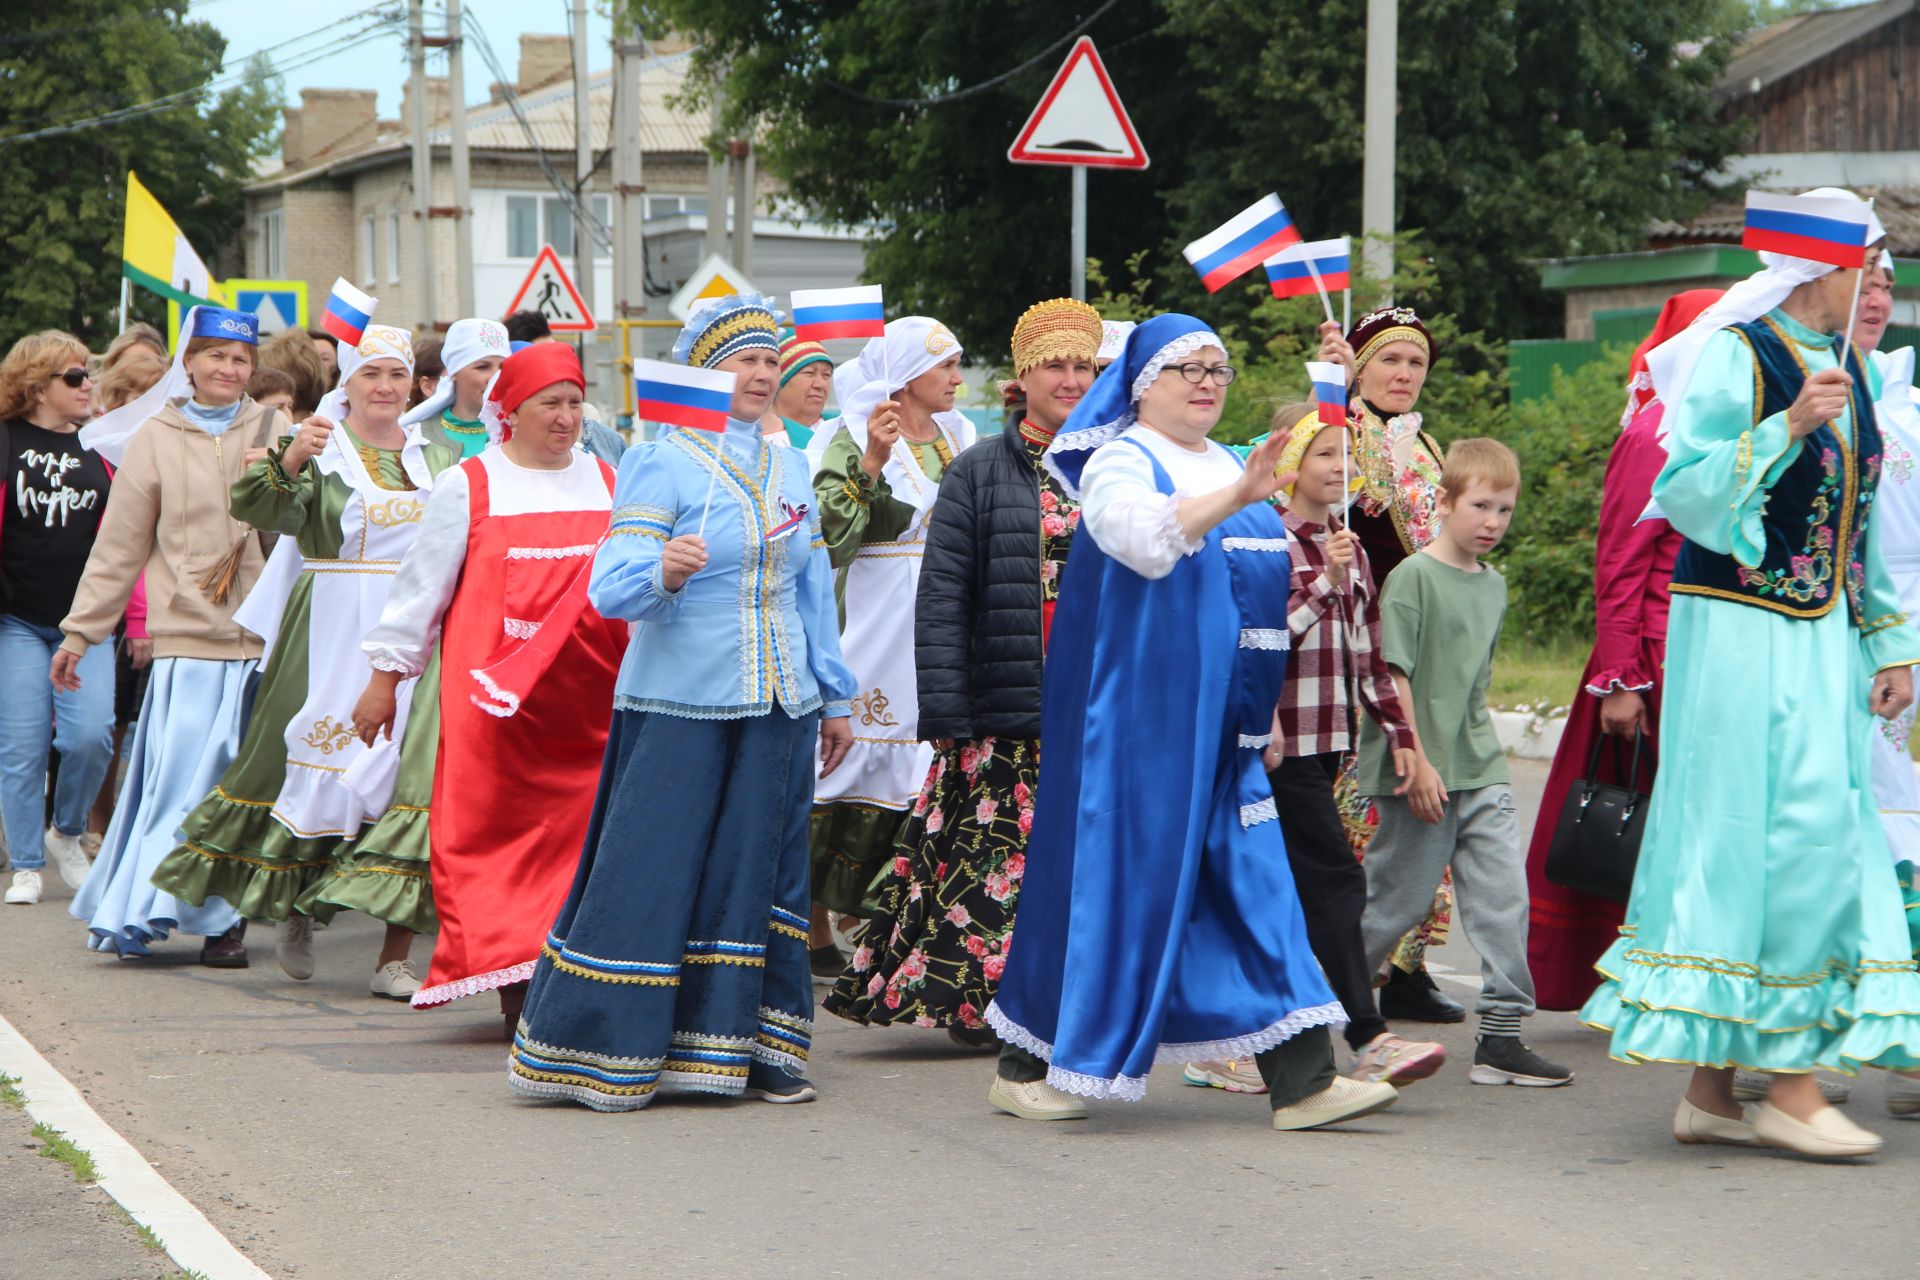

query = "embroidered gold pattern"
[850,687,901,728]
[300,716,358,755]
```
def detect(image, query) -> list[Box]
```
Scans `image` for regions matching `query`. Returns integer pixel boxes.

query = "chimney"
[517,34,572,93]
[488,81,510,104]
[400,75,450,126]
[281,88,379,168]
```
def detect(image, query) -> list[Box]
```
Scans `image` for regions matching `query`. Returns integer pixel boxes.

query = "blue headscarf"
[1041,312,1225,497]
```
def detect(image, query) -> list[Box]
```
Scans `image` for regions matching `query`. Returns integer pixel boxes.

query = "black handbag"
[1544,729,1651,904]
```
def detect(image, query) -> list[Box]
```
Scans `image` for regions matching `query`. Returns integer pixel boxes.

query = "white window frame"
[506,194,539,258]
[386,212,401,283]
[360,214,376,285]
[258,210,284,278]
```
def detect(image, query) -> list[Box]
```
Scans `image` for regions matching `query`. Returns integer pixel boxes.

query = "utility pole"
[1361,0,1398,300]
[571,0,596,400]
[408,0,435,329]
[447,0,474,317]
[730,138,754,274]
[612,16,647,367]
[705,84,727,257]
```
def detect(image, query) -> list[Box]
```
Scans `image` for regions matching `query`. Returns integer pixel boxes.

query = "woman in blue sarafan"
[983,313,1399,1131]
[507,294,859,1112]
[1581,190,1920,1161]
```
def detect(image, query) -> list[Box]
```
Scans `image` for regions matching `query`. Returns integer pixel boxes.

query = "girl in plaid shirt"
[1261,405,1446,1087]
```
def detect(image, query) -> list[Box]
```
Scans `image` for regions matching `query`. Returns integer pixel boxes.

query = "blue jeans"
[0,615,115,869]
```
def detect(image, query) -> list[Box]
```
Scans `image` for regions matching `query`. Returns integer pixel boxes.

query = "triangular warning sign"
[1008,37,1149,170]
[505,244,597,332]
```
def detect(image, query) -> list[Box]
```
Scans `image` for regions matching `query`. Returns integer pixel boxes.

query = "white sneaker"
[3,870,41,905]
[43,827,90,892]
[1732,1070,1851,1105]
[370,959,422,1000]
[276,916,316,980]
[988,1075,1089,1121]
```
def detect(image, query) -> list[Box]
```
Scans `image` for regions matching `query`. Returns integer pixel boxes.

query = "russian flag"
[1183,194,1302,293]
[1742,191,1873,269]
[1306,361,1348,426]
[321,277,377,346]
[1265,237,1351,300]
[634,358,735,433]
[790,286,885,342]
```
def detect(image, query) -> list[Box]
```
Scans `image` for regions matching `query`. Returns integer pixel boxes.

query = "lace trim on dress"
[1153,491,1207,560]
[1222,537,1288,552]
[1239,628,1289,650]
[412,959,537,1007]
[1584,675,1656,697]
[367,656,415,675]
[502,617,540,640]
[469,667,522,718]
[1152,1002,1347,1064]
[1040,420,1131,497]
[1238,732,1273,750]
[505,543,597,560]
[1239,797,1277,829]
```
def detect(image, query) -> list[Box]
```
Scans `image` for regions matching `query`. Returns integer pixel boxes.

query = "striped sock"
[1479,1011,1522,1040]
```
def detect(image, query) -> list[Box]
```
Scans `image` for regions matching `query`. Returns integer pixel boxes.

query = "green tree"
[0,3,282,344]
[634,0,1747,359]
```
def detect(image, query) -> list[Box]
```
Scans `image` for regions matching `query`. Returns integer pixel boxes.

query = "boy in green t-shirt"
[1355,438,1573,1088]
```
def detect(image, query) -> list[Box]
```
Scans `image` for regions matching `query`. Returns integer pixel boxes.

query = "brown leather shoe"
[199,922,249,969]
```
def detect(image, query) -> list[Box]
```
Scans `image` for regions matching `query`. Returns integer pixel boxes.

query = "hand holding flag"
[1265,236,1351,326]
[1184,194,1301,293]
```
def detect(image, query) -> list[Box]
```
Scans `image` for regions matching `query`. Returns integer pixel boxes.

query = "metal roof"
[1717,0,1917,102]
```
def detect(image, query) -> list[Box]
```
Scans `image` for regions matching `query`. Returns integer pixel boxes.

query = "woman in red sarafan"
[1523,288,1721,1010]
[353,342,625,1034]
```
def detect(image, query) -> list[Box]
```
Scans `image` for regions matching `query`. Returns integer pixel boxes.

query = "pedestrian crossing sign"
[223,279,308,334]
[506,245,597,332]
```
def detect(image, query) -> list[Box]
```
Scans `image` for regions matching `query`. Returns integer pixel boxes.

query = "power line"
[818,0,1124,108]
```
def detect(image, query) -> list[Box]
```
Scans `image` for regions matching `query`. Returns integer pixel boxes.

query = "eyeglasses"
[56,367,92,389]
[1170,362,1236,386]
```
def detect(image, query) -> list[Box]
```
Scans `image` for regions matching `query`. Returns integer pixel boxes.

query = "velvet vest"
[1669,317,1882,621]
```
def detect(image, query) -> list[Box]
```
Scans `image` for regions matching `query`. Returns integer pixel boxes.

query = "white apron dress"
[1868,346,1920,867]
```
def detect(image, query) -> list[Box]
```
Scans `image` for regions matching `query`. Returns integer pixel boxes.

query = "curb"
[1492,709,1568,761]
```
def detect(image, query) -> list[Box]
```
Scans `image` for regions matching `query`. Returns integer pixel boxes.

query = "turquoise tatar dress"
[1582,308,1920,1074]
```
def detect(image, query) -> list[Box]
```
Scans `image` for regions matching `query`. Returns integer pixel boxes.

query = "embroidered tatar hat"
[673,292,782,369]
[1010,298,1104,376]
[187,306,260,345]
[400,318,509,426]
[1346,306,1433,377]
[777,330,832,387]
[1040,312,1225,498]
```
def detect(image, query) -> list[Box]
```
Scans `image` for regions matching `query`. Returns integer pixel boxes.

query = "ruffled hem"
[1580,933,1920,1074]
[1584,671,1655,697]
[507,1065,658,1112]
[148,811,339,924]
[412,959,536,1008]
[298,801,436,931]
[983,999,1345,1102]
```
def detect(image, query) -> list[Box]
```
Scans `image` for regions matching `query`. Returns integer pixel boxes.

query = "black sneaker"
[745,1061,818,1104]
[1468,1035,1574,1087]
[1377,965,1466,1023]
[809,944,846,983]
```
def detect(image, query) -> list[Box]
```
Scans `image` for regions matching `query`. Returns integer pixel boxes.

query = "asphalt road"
[2,758,1917,1280]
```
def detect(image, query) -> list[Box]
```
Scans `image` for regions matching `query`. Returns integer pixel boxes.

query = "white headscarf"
[398,318,509,427]
[79,308,200,467]
[1646,187,1888,431]
[316,325,415,424]
[809,317,964,469]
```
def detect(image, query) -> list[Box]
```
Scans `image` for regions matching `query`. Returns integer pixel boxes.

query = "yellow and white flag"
[121,170,222,308]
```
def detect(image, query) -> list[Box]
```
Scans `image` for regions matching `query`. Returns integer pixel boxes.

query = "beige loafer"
[1752,1102,1883,1160]
[1270,1076,1398,1131]
[988,1075,1088,1121]
[1673,1097,1757,1146]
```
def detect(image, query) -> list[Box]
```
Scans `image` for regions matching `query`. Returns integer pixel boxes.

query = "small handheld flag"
[1184,194,1302,293]
[321,278,377,346]
[634,358,736,434]
[1265,237,1352,300]
[1742,191,1873,269]
[1306,361,1348,426]
[790,286,886,342]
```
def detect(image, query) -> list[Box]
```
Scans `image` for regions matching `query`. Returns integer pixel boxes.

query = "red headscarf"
[484,342,585,440]
[1620,289,1723,429]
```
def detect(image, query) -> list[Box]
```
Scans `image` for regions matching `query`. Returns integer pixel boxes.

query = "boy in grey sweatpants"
[1354,439,1572,1087]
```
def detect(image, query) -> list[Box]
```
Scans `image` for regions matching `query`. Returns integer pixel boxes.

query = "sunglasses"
[55,367,92,389]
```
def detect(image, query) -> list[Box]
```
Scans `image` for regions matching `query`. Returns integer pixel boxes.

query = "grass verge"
[1490,636,1587,715]
[31,1120,100,1183]
[0,1071,24,1110]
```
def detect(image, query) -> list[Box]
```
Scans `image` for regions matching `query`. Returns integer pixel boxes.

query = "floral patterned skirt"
[824,737,1034,1030]
[1335,754,1453,972]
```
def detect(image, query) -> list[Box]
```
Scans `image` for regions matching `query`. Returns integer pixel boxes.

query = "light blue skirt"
[71,657,254,955]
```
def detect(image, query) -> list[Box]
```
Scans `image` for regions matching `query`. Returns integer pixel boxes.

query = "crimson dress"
[1524,401,1682,1009]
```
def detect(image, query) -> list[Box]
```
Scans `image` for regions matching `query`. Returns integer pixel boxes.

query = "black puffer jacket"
[915,428,1047,741]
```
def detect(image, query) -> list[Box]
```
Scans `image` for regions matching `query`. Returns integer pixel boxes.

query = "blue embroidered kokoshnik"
[1669,316,1884,619]
[985,437,1343,1102]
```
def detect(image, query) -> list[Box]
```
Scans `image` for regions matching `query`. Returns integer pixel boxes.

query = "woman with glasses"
[984,313,1397,1132]
[0,334,117,904]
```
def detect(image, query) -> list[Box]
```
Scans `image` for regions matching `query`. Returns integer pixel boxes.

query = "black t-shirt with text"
[2,418,110,628]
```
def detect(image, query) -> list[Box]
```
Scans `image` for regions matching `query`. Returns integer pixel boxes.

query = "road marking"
[1420,961,1486,992]
[0,1010,271,1279]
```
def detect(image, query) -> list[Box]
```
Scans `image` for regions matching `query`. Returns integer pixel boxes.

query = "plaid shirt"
[1276,510,1416,757]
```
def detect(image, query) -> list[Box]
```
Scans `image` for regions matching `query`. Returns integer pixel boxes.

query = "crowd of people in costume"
[5,183,1920,1157]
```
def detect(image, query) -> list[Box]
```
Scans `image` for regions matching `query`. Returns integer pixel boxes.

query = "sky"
[192,0,615,118]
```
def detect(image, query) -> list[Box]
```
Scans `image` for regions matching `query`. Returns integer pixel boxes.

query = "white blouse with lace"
[1079,425,1245,580]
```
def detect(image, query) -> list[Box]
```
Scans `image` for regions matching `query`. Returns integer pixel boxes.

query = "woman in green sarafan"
[149,325,456,999]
